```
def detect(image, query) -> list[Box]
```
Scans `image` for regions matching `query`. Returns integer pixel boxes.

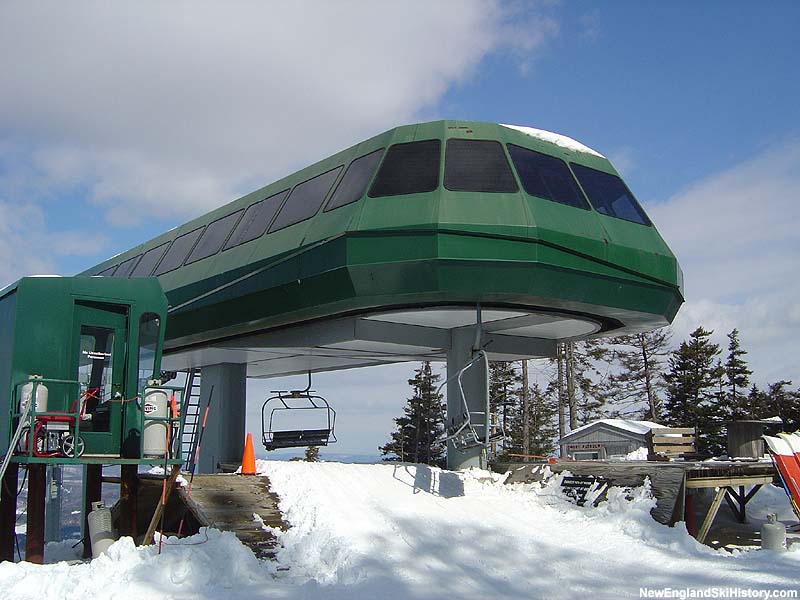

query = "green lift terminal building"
[1,120,683,561]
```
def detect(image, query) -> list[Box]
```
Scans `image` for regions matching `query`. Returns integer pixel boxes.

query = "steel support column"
[119,465,138,539]
[0,463,19,562]
[82,464,102,559]
[25,464,46,564]
[446,328,488,471]
[44,465,62,543]
[198,363,247,474]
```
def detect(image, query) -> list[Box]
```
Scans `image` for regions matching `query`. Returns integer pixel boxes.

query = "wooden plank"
[686,475,774,489]
[653,444,697,453]
[142,464,182,546]
[724,491,744,522]
[696,487,726,544]
[651,436,695,444]
[651,428,695,434]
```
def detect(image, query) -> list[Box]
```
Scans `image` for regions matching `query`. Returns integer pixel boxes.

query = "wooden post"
[25,464,46,564]
[142,464,182,546]
[119,465,139,539]
[0,463,19,562]
[83,464,102,559]
[696,487,726,544]
[684,490,696,536]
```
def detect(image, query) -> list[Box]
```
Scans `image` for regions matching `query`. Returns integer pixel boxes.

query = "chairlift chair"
[261,373,337,451]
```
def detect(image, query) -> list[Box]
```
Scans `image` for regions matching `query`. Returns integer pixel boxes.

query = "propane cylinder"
[87,501,116,558]
[19,376,48,414]
[142,389,169,457]
[761,513,786,552]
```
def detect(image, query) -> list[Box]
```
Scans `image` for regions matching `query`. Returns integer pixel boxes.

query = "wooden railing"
[647,427,696,460]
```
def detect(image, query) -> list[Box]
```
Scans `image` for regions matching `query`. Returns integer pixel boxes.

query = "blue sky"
[1,1,798,458]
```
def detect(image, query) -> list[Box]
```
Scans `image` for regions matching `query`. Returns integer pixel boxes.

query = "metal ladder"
[180,368,202,472]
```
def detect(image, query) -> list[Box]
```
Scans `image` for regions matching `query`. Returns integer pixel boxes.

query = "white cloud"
[647,140,800,386]
[607,147,635,176]
[0,201,109,287]
[0,1,558,224]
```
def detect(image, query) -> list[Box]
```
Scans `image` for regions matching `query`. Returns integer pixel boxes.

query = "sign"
[567,443,602,451]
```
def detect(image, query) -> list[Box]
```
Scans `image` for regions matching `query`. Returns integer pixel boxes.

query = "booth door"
[72,304,127,456]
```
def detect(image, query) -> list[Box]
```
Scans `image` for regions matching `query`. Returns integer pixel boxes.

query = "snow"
[562,418,664,440]
[1,461,798,599]
[501,124,606,157]
[621,446,649,461]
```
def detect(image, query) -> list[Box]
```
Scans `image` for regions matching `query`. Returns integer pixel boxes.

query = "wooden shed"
[560,419,664,460]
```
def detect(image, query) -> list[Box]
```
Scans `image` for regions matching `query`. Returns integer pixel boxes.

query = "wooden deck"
[494,459,779,546]
[115,473,287,560]
[178,474,287,559]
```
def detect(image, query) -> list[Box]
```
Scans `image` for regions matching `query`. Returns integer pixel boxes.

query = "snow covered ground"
[1,461,798,600]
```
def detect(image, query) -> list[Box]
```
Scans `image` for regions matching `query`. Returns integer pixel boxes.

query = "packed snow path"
[1,461,798,600]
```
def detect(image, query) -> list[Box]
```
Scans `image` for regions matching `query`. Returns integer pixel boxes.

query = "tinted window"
[507,144,589,210]
[97,265,118,277]
[186,210,244,264]
[114,255,141,278]
[570,163,651,225]
[137,313,160,391]
[325,149,384,211]
[154,227,204,275]
[444,139,518,193]
[131,242,169,277]
[224,190,289,250]
[369,140,441,197]
[270,167,342,232]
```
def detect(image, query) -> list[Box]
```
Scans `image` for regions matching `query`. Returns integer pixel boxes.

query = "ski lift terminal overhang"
[75,120,684,472]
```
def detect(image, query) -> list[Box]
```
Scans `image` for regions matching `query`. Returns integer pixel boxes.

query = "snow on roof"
[760,416,783,423]
[562,418,664,440]
[501,124,605,158]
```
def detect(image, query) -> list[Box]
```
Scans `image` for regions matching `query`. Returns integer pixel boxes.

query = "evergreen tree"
[304,445,320,462]
[724,329,752,419]
[604,329,671,421]
[550,340,611,434]
[662,326,725,455]
[504,382,558,458]
[746,384,770,420]
[763,380,800,430]
[568,340,611,426]
[489,361,522,452]
[379,362,445,467]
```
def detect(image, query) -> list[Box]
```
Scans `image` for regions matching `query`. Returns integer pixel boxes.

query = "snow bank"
[1,461,797,600]
[0,530,276,600]
[622,446,649,461]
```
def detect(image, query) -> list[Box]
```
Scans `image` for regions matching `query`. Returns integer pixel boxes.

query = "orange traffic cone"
[241,432,256,475]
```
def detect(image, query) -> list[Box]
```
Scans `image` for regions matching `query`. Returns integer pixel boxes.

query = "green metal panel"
[0,289,17,455]
[79,120,683,353]
[1,277,169,464]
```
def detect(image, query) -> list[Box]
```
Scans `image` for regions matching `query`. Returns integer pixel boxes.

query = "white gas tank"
[143,389,169,457]
[20,376,48,414]
[87,501,116,558]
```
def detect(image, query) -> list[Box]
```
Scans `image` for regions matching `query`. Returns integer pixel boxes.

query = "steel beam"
[25,464,46,564]
[0,463,19,562]
[446,327,488,470]
[198,363,247,473]
[119,465,139,538]
[83,464,102,559]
